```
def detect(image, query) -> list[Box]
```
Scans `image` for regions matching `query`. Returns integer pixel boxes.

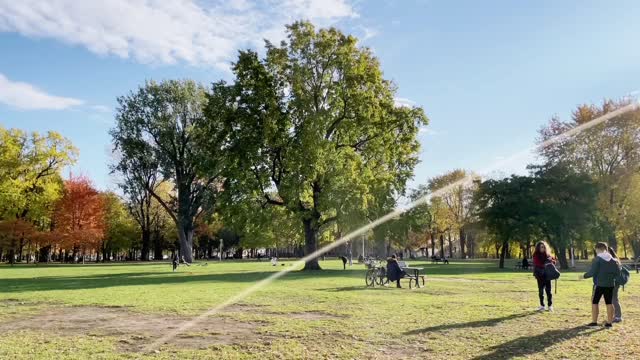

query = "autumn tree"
[213,22,426,270]
[0,126,77,262]
[538,99,640,250]
[102,192,139,261]
[428,170,478,258]
[53,176,105,263]
[111,80,226,263]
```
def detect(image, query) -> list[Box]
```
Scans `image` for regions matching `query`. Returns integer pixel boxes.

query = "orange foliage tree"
[0,219,35,264]
[53,176,105,262]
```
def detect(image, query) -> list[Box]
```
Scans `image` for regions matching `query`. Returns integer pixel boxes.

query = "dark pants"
[537,277,552,306]
[592,286,614,305]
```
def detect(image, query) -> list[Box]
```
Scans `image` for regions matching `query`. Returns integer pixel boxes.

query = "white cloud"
[0,0,357,70]
[0,73,83,110]
[394,97,416,108]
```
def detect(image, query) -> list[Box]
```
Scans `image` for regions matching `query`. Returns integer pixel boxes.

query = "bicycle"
[365,259,388,287]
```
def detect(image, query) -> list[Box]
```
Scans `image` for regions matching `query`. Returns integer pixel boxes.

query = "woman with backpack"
[532,241,555,312]
[583,242,620,328]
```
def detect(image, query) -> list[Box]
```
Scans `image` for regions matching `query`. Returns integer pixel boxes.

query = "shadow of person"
[471,326,604,360]
[404,311,538,335]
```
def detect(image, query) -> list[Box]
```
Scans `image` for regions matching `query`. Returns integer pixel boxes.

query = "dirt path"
[0,303,269,352]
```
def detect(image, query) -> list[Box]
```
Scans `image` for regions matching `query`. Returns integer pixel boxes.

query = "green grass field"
[0,259,638,359]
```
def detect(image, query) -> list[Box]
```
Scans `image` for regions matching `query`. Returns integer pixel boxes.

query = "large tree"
[538,99,640,250]
[53,176,105,263]
[111,80,225,263]
[475,164,597,269]
[475,175,539,268]
[211,22,426,270]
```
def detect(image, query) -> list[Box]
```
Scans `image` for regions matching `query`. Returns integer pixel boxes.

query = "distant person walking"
[532,241,555,312]
[172,254,179,272]
[583,242,620,328]
[340,255,348,270]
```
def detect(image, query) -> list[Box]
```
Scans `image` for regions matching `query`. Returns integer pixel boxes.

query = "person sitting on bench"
[387,254,406,288]
[522,258,530,270]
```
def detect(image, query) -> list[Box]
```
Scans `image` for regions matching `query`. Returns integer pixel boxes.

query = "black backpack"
[616,265,630,288]
[544,261,561,281]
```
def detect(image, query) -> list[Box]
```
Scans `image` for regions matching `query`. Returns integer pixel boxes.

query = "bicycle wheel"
[365,270,376,287]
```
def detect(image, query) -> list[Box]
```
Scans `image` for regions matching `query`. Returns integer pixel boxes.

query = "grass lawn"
[0,259,638,359]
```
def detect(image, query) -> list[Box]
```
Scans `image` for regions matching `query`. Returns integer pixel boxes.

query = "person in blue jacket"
[583,242,621,328]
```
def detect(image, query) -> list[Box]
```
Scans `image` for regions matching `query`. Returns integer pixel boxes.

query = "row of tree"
[392,99,640,269]
[4,22,639,270]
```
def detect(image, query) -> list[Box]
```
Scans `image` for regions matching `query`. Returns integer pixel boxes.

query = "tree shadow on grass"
[0,269,364,293]
[404,311,538,335]
[325,285,394,292]
[471,326,604,360]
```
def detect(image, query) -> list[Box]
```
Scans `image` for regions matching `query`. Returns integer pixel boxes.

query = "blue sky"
[1,0,639,192]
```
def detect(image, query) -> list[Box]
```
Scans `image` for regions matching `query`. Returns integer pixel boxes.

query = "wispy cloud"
[0,0,358,70]
[0,73,83,110]
[394,97,416,108]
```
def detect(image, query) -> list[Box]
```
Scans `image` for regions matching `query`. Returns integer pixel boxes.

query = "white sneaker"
[547,306,554,312]
[537,306,545,311]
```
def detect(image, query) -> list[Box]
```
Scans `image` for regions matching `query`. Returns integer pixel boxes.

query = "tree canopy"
[211,21,426,269]
[111,79,226,263]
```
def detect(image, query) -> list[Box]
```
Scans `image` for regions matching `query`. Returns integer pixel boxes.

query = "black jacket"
[386,259,404,281]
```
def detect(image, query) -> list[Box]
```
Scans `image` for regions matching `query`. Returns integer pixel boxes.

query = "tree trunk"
[430,232,436,257]
[302,218,321,270]
[141,229,151,261]
[177,226,194,263]
[439,234,444,257]
[153,231,163,260]
[448,232,453,258]
[631,232,640,260]
[499,240,508,268]
[459,228,466,258]
[38,246,51,263]
[17,238,24,262]
[552,244,569,269]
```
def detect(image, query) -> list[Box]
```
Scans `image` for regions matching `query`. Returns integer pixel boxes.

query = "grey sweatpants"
[612,285,622,319]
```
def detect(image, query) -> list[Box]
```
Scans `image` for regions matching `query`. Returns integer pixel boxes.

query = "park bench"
[397,261,426,289]
[430,256,449,264]
[514,261,531,270]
